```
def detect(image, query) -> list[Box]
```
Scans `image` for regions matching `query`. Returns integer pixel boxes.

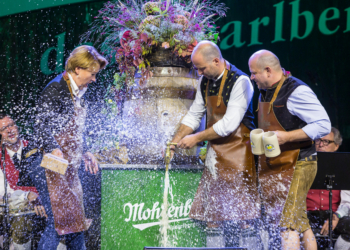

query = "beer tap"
[164,142,177,171]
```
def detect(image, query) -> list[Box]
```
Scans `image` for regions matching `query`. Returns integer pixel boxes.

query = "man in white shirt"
[307,128,350,249]
[333,191,350,249]
[249,50,331,250]
[171,41,260,247]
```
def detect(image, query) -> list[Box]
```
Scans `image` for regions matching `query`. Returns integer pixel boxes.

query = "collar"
[6,140,23,159]
[67,73,87,98]
[269,79,280,89]
[267,69,292,90]
[215,68,226,82]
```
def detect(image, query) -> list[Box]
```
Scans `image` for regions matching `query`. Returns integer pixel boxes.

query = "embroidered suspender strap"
[256,70,292,112]
[205,61,229,107]
[256,96,261,112]
[267,73,286,114]
[216,64,229,107]
[205,79,209,107]
[62,71,75,104]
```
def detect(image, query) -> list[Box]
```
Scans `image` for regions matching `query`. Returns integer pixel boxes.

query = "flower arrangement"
[82,0,228,87]
[82,0,227,158]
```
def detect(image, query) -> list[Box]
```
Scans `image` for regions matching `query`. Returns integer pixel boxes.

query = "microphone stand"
[0,134,10,250]
[326,174,335,250]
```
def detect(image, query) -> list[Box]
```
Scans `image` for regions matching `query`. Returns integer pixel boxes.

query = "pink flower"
[162,42,170,49]
[140,33,149,43]
[174,15,189,29]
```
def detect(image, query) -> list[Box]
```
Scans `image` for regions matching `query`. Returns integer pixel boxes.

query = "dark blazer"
[33,73,88,154]
[17,140,37,187]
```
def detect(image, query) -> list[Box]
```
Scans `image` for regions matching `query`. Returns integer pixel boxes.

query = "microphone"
[0,134,4,166]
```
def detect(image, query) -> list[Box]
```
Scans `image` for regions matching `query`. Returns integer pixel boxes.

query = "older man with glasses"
[0,112,50,250]
[306,127,350,249]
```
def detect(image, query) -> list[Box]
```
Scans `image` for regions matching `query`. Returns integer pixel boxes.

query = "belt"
[298,155,317,161]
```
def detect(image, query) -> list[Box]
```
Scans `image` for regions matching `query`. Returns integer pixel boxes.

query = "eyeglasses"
[0,122,15,133]
[315,138,335,146]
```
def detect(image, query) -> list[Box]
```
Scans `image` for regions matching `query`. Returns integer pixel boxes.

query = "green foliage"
[199,141,208,156]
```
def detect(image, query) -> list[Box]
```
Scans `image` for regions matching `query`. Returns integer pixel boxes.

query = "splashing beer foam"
[205,147,218,180]
[160,165,171,247]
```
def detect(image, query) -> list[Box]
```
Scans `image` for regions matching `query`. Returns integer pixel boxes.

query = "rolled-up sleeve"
[213,75,254,137]
[336,191,350,218]
[287,85,331,140]
[181,77,206,131]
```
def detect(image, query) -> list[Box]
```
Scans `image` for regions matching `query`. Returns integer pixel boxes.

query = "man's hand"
[274,129,310,145]
[274,130,290,145]
[51,148,63,158]
[177,134,200,149]
[28,192,47,218]
[169,144,176,160]
[27,191,38,202]
[34,205,47,218]
[320,214,340,235]
[83,152,99,174]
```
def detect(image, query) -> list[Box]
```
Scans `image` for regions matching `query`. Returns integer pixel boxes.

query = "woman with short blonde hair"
[65,45,108,73]
[29,45,107,249]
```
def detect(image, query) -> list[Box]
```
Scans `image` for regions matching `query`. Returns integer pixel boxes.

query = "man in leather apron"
[28,46,108,250]
[248,50,331,250]
[171,41,260,247]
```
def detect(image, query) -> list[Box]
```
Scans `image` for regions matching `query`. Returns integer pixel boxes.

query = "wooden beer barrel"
[121,66,202,164]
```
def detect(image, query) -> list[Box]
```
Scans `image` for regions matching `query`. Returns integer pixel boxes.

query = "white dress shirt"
[0,168,15,197]
[336,190,350,218]
[181,74,254,137]
[67,73,87,107]
[0,142,28,201]
[6,140,23,160]
[287,85,331,140]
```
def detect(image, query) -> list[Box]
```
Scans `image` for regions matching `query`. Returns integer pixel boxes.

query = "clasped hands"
[27,191,47,218]
[320,213,340,235]
[5,191,47,218]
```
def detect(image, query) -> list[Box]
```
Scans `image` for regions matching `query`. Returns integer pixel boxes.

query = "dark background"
[0,0,349,150]
[216,0,349,150]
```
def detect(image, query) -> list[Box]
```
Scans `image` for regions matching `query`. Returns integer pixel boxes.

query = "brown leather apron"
[45,72,91,235]
[258,74,311,225]
[189,62,260,222]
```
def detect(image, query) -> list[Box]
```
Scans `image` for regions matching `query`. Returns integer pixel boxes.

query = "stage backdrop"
[1,0,349,150]
[0,0,349,249]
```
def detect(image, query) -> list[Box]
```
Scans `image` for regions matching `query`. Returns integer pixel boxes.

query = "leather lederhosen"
[45,72,91,235]
[189,62,260,222]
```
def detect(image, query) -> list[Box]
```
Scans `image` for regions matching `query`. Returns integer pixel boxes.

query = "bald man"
[248,50,331,250]
[171,41,260,247]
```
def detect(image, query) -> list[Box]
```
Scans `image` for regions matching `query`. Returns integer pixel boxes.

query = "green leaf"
[214,33,219,42]
[199,147,207,156]
[152,7,161,12]
[113,73,120,82]
[104,84,112,97]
